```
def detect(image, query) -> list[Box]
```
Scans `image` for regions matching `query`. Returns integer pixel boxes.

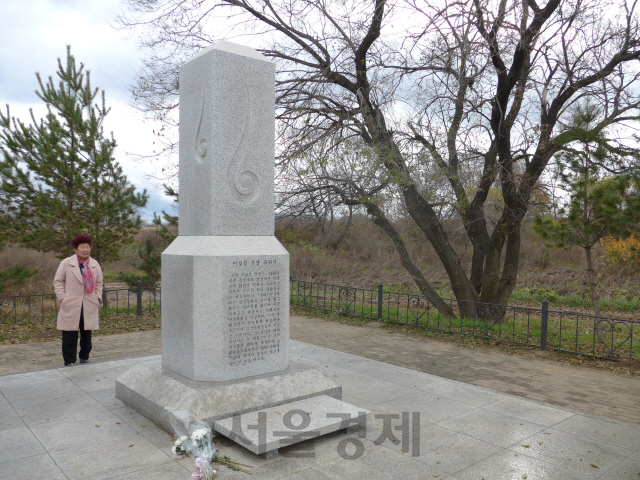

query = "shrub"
[0,264,38,295]
[601,235,640,273]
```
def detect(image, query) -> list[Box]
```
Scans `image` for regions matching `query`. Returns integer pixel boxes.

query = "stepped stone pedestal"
[116,40,369,458]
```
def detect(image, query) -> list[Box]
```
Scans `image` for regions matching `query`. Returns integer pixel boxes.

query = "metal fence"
[290,279,640,361]
[4,278,638,362]
[0,281,161,325]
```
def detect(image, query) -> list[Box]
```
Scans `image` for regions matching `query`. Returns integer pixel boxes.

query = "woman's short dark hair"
[71,235,92,249]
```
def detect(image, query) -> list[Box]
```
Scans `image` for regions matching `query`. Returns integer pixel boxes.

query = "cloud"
[0,0,141,104]
[0,0,174,214]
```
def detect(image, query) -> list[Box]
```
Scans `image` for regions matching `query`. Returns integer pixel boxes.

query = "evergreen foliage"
[119,184,177,286]
[534,102,640,316]
[118,239,162,288]
[0,265,37,295]
[152,184,178,245]
[0,46,148,264]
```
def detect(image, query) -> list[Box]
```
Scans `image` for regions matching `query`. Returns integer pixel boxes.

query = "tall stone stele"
[116,42,365,458]
[162,41,289,382]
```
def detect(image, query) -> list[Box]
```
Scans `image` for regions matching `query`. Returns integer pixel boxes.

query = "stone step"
[213,395,371,458]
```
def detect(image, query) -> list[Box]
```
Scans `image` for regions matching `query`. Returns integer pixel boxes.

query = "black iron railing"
[4,278,637,362]
[0,281,161,325]
[290,279,640,361]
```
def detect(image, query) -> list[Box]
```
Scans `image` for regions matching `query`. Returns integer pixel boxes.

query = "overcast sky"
[0,0,174,222]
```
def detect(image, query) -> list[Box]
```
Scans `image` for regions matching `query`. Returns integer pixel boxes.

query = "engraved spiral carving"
[226,77,260,204]
[195,88,208,163]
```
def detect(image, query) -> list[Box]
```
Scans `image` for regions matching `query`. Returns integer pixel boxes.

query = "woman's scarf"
[77,256,95,293]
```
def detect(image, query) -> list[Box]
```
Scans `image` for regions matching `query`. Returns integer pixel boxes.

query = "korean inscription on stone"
[226,258,283,366]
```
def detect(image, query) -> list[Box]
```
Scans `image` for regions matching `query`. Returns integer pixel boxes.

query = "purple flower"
[193,457,215,479]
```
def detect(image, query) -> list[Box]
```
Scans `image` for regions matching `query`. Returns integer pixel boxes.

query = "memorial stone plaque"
[116,42,349,455]
[226,258,283,366]
[161,41,289,382]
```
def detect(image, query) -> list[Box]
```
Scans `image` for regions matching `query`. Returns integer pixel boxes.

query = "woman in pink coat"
[54,235,104,366]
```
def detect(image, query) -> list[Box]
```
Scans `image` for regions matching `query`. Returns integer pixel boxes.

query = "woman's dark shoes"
[65,363,76,367]
[80,359,89,364]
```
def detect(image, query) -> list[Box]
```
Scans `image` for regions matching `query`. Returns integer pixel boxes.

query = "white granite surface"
[161,235,289,382]
[178,40,276,236]
[214,395,370,456]
[115,361,341,434]
[4,343,640,479]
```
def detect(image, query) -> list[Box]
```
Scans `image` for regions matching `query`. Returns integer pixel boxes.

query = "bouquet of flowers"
[166,408,217,480]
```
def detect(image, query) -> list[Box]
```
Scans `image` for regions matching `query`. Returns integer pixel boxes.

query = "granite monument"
[116,41,368,458]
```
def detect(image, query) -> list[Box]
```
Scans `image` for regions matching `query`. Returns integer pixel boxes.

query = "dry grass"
[0,308,161,344]
[0,227,169,295]
[285,216,537,288]
[285,216,451,290]
[282,215,640,314]
[0,244,60,295]
[2,216,638,311]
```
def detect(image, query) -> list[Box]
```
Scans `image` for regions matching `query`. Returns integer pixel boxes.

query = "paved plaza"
[1,316,640,479]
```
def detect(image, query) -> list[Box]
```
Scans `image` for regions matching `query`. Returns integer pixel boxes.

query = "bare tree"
[276,141,365,251]
[117,0,640,316]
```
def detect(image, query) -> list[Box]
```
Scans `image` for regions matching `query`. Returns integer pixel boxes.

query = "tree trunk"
[363,200,457,319]
[401,183,478,316]
[496,224,521,306]
[327,205,353,252]
[479,217,508,305]
[585,245,601,318]
[469,252,483,295]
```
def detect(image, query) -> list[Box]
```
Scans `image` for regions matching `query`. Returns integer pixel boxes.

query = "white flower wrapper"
[165,407,217,462]
[171,435,190,456]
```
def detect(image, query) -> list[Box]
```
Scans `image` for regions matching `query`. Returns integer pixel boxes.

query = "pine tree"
[0,194,13,252]
[0,265,37,295]
[534,102,640,316]
[0,46,148,264]
[152,184,178,244]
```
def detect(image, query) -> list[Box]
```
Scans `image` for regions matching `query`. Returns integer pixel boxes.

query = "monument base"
[115,360,342,434]
[161,235,290,382]
[214,395,370,458]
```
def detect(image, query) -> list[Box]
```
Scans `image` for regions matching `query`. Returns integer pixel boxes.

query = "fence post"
[137,280,143,316]
[102,289,108,310]
[540,299,548,351]
[377,284,383,322]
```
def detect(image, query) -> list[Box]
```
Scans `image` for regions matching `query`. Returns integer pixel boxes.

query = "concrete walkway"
[2,343,640,479]
[2,315,640,479]
[3,315,640,425]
